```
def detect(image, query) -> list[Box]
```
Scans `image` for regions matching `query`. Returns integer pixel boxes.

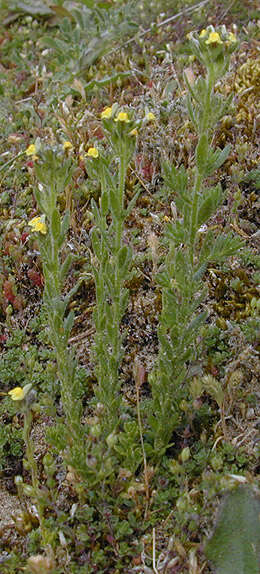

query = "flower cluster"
[98,104,156,158]
[199,27,237,47]
[87,147,99,159]
[187,25,238,78]
[101,104,155,129]
[63,141,73,151]
[25,143,39,162]
[28,215,47,235]
[60,107,156,163]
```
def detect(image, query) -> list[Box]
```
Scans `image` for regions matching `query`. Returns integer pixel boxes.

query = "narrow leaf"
[196,133,209,174]
[51,209,61,240]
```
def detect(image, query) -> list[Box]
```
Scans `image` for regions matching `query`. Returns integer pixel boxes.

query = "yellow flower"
[63,141,73,150]
[28,216,47,235]
[87,147,99,158]
[145,112,156,121]
[8,387,25,401]
[129,128,138,136]
[227,32,237,44]
[114,112,130,123]
[8,384,32,401]
[101,106,113,119]
[205,31,223,45]
[25,144,37,156]
[199,29,207,38]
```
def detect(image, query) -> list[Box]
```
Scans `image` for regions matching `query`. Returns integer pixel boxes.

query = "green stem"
[103,146,127,428]
[190,68,214,264]
[24,410,38,493]
[113,147,127,356]
[200,68,214,135]
[190,171,203,265]
[24,409,47,545]
[115,144,126,252]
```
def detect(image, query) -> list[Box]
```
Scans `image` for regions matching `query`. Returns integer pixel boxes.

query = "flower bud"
[180,446,191,463]
[106,431,118,448]
[15,475,23,486]
[23,484,35,497]
[90,423,101,438]
[96,402,105,416]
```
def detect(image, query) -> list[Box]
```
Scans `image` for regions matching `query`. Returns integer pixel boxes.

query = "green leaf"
[211,145,231,171]
[100,191,109,217]
[60,254,73,282]
[183,72,200,104]
[65,279,84,305]
[156,270,170,288]
[59,211,70,247]
[125,187,141,218]
[51,209,61,240]
[205,486,260,574]
[209,232,243,262]
[118,245,131,275]
[201,374,224,408]
[243,168,260,191]
[90,199,102,227]
[165,221,188,245]
[197,185,223,227]
[40,36,66,56]
[187,311,207,338]
[64,311,75,340]
[110,188,121,219]
[34,187,46,213]
[196,133,209,174]
[77,0,95,7]
[205,145,231,176]
[162,162,188,197]
[91,228,102,260]
[84,71,132,91]
[199,231,243,264]
[186,95,197,128]
[46,423,69,451]
[9,0,52,16]
[120,288,129,315]
[193,262,207,281]
[50,6,74,20]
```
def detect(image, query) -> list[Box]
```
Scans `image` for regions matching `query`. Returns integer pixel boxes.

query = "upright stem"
[115,145,126,251]
[113,148,127,360]
[24,410,38,494]
[190,171,203,265]
[190,69,214,265]
[93,146,128,434]
[24,409,47,545]
[200,69,214,134]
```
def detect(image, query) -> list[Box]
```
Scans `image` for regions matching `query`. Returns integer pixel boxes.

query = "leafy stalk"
[32,150,85,472]
[149,26,242,455]
[87,109,137,436]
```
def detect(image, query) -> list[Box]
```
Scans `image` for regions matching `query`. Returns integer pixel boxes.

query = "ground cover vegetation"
[0,0,259,572]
